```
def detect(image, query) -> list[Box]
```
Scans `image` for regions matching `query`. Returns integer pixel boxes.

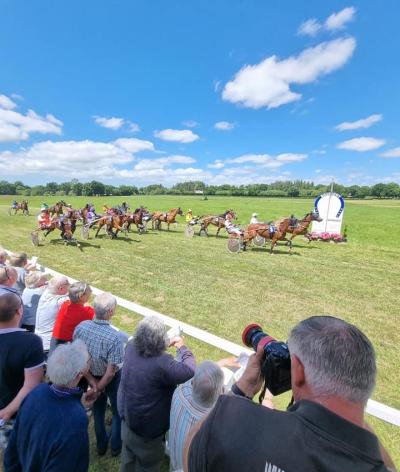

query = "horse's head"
[309,211,323,222]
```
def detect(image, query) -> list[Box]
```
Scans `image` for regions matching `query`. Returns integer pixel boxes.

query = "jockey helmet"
[252,213,258,217]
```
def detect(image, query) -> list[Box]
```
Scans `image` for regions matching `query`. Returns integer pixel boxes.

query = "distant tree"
[45,182,59,194]
[0,181,16,195]
[70,179,83,196]
[118,185,138,195]
[31,185,46,196]
[371,183,386,198]
[287,186,300,197]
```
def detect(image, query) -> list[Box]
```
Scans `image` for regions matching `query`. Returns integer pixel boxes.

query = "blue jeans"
[92,370,122,452]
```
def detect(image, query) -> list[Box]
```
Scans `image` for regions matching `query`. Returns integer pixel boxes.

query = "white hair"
[192,361,224,408]
[288,316,376,404]
[93,292,117,320]
[68,281,91,303]
[24,271,45,289]
[47,275,69,295]
[47,340,89,386]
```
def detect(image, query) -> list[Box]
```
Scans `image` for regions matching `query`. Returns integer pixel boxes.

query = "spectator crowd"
[0,247,397,472]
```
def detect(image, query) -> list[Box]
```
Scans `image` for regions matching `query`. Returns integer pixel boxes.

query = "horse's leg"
[95,222,103,238]
[216,226,220,237]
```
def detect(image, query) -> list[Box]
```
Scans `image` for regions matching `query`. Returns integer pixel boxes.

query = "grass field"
[0,195,399,469]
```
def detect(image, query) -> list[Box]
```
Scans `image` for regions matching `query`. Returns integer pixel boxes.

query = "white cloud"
[0,140,133,178]
[325,7,356,31]
[134,155,195,170]
[298,19,322,37]
[94,116,124,130]
[214,121,235,131]
[222,37,356,109]
[0,94,17,110]
[298,7,356,37]
[209,152,308,169]
[208,160,225,169]
[380,147,400,158]
[335,114,382,131]
[182,120,198,128]
[114,137,154,153]
[0,106,63,143]
[337,137,386,152]
[154,129,199,143]
[276,153,307,162]
[127,121,140,132]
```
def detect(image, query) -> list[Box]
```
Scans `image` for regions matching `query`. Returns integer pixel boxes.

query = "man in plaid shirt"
[74,292,124,457]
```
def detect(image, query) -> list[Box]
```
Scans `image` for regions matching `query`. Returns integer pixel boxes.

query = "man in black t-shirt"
[0,292,44,450]
[186,316,396,472]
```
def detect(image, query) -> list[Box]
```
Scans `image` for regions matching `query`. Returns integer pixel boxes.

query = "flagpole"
[324,180,334,233]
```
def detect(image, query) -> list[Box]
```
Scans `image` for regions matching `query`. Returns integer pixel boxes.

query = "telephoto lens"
[242,324,292,396]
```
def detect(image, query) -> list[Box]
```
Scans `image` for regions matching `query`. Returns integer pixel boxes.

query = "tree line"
[0,179,399,199]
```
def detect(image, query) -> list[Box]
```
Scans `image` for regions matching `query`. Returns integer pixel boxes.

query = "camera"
[242,324,291,396]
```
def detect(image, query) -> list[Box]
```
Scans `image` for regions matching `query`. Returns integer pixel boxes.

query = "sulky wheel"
[185,226,195,238]
[253,235,266,247]
[81,225,90,240]
[31,231,39,247]
[227,238,241,254]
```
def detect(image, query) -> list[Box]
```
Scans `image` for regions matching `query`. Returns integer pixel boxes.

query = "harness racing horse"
[48,200,67,216]
[8,200,29,216]
[95,210,127,239]
[125,207,151,234]
[286,211,323,243]
[199,209,237,237]
[32,211,81,246]
[152,208,183,231]
[246,216,295,254]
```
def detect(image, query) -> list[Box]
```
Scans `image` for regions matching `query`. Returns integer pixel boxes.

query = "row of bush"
[1,179,399,199]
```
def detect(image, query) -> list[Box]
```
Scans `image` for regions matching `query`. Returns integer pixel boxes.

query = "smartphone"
[31,256,38,265]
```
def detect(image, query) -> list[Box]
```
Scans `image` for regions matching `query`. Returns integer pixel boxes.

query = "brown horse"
[9,200,29,216]
[246,216,294,254]
[48,200,67,216]
[152,208,183,230]
[37,211,80,241]
[125,207,151,234]
[286,211,323,243]
[199,209,237,237]
[95,213,126,239]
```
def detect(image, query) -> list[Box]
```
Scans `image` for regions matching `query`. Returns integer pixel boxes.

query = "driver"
[225,213,243,238]
[250,213,259,224]
[11,200,18,209]
[186,209,198,225]
[37,207,52,230]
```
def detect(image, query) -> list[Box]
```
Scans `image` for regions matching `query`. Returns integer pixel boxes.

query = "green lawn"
[0,195,399,468]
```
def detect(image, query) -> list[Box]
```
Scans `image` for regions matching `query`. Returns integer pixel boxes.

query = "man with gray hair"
[169,361,224,472]
[4,340,95,472]
[186,315,396,472]
[35,275,70,357]
[74,292,124,457]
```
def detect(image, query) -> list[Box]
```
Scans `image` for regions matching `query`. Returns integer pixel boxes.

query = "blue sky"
[0,0,399,186]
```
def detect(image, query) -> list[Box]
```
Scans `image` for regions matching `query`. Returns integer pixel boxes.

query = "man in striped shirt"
[168,362,224,472]
[73,292,124,457]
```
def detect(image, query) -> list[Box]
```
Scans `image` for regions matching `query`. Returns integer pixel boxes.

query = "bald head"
[0,292,22,324]
[0,266,18,287]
